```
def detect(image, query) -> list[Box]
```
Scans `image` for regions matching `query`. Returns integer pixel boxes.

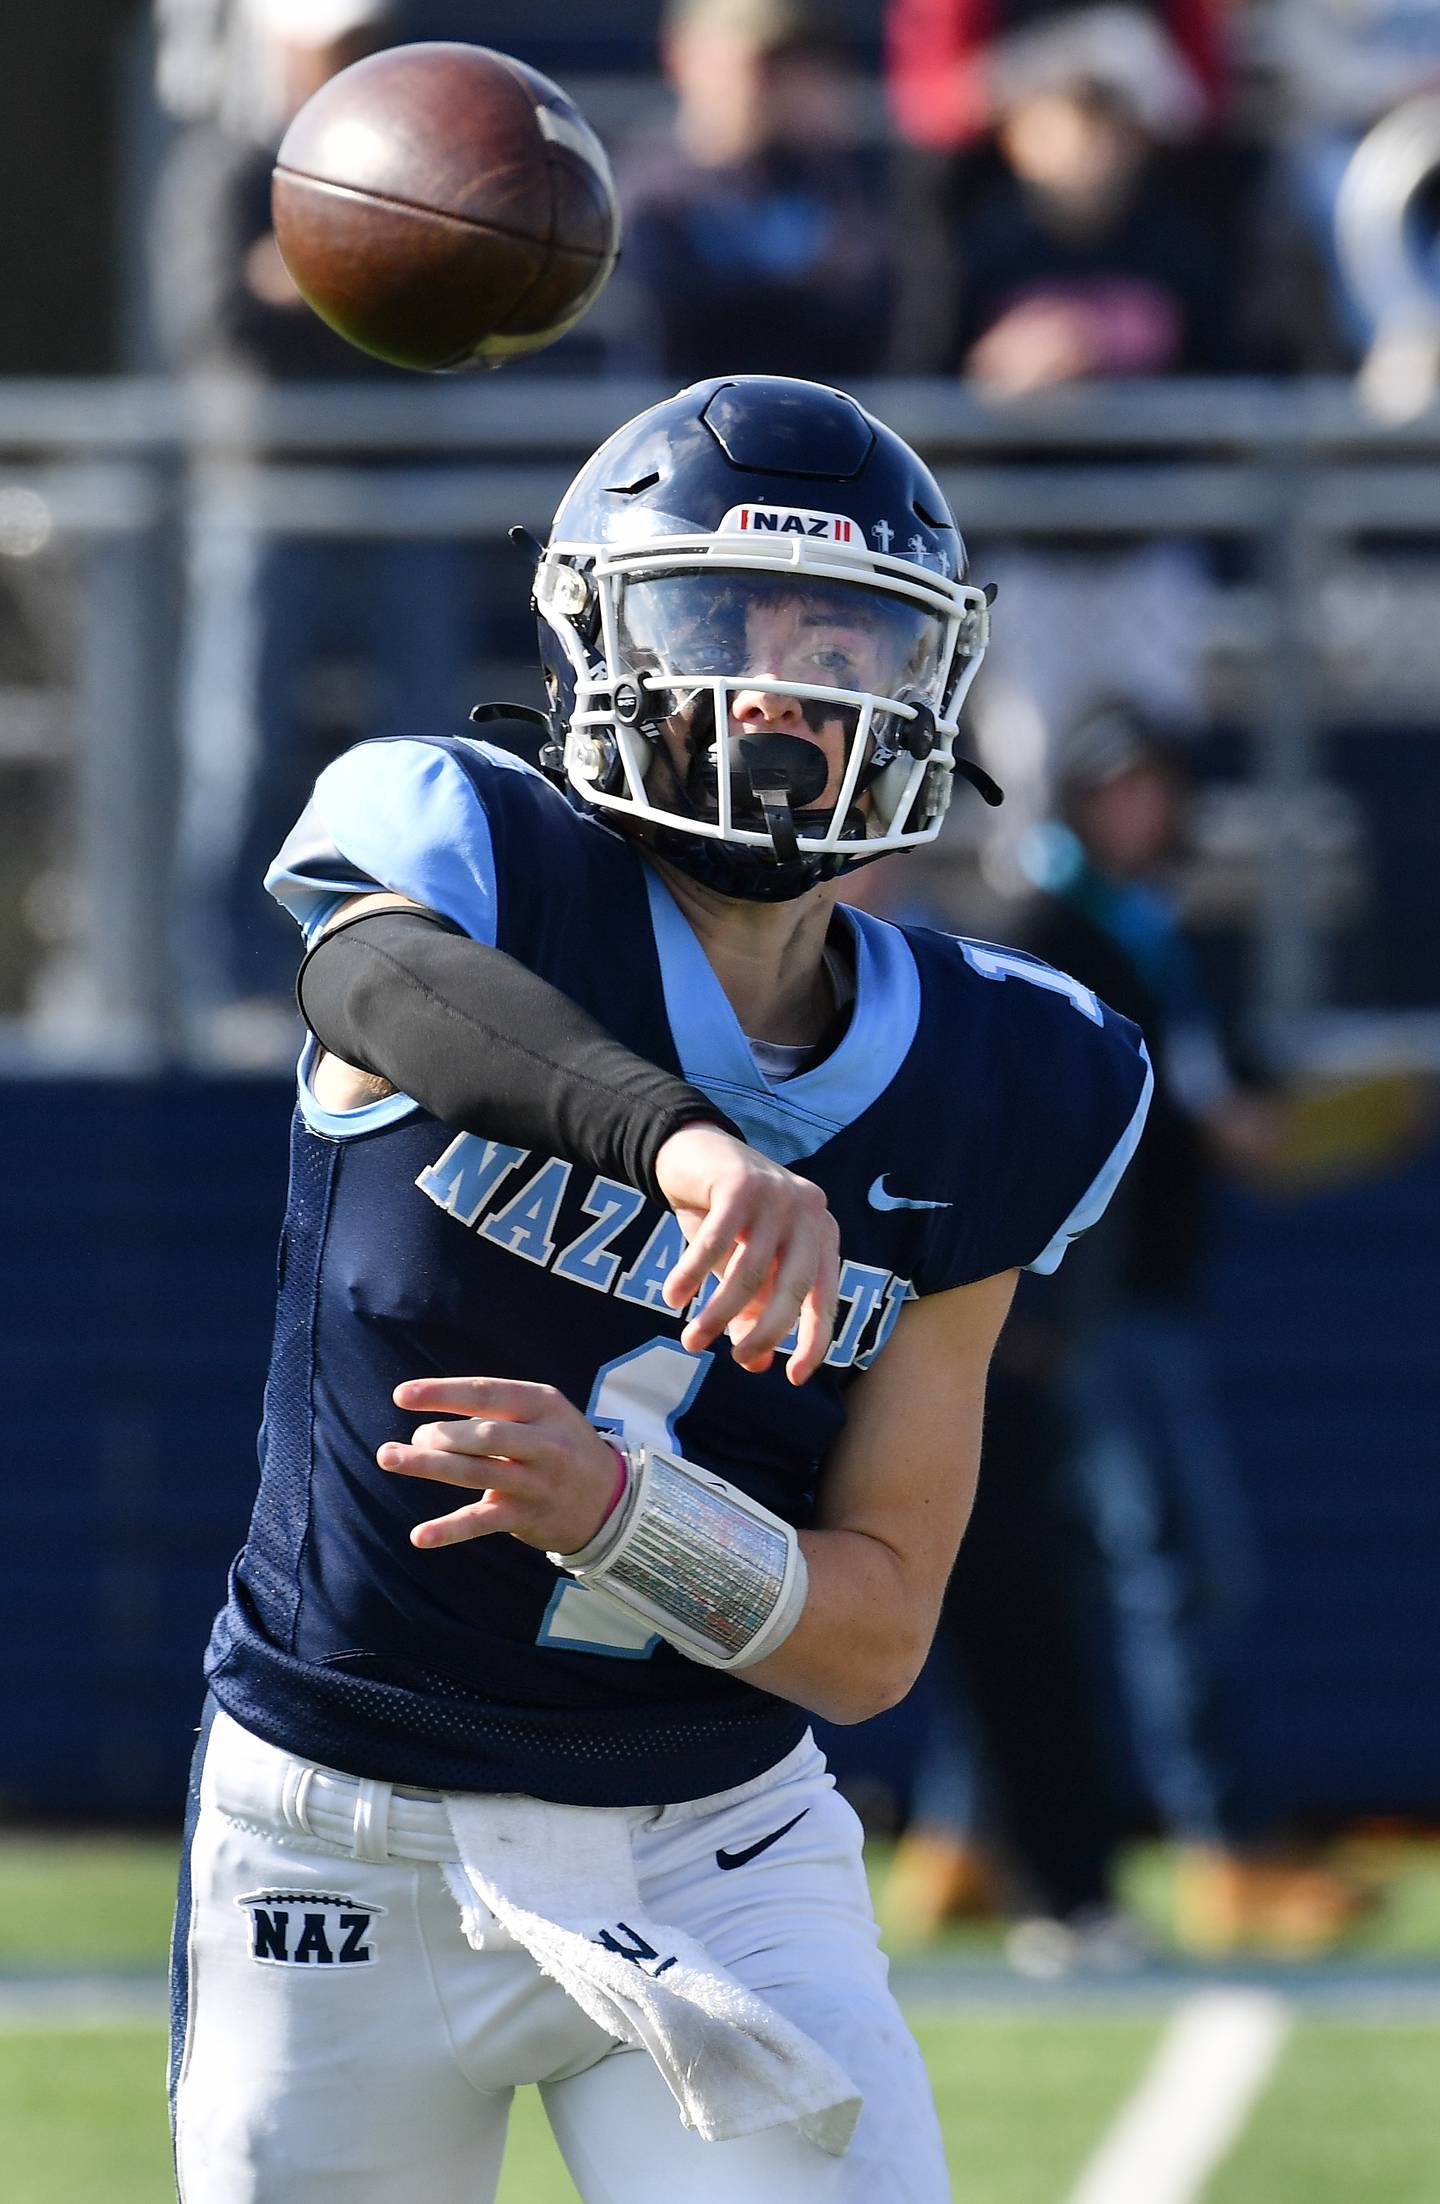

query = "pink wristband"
[599,1441,630,1527]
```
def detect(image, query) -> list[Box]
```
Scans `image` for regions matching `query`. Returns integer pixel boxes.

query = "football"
[271,41,620,372]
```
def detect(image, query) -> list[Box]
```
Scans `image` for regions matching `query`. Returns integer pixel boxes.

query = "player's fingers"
[784,1233,842,1387]
[685,1260,781,1361]
[680,1220,781,1350]
[410,1495,518,1549]
[718,1270,781,1371]
[392,1376,553,1419]
[731,1215,825,1362]
[403,1418,546,1463]
[378,1441,531,1490]
[662,1191,751,1308]
[716,1179,833,1367]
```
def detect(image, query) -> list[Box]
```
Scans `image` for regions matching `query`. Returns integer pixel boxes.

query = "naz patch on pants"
[237,1890,385,1968]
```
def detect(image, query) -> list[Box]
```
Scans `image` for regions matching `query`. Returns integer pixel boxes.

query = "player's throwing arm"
[301,905,840,1380]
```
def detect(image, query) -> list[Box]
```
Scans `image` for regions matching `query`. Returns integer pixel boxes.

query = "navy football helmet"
[530,375,997,900]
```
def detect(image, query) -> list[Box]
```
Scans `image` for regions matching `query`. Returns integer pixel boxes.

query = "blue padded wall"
[1205,1143,1440,1824]
[0,1080,287,1817]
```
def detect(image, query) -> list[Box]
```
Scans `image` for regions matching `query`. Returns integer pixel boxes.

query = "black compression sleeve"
[296,908,740,1205]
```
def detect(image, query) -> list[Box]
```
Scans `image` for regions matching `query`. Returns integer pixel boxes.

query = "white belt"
[203,1705,821,1861]
[203,1709,462,1866]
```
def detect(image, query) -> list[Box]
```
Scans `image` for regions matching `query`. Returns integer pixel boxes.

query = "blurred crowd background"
[1,0,1438,1973]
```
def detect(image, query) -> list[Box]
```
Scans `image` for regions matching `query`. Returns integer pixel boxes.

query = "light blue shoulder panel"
[268,738,526,1137]
[264,738,507,947]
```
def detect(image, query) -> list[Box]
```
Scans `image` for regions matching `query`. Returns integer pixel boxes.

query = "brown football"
[271,42,620,371]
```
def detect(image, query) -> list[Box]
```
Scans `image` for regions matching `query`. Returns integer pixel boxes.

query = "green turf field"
[3,1834,1437,2203]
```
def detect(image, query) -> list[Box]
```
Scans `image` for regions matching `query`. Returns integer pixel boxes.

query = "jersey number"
[535,1337,711,1658]
[960,942,1102,1023]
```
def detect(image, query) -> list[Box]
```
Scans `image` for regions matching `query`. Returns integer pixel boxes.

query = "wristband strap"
[599,1441,630,1528]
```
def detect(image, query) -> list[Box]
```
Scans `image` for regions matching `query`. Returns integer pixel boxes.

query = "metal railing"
[2,374,1438,1069]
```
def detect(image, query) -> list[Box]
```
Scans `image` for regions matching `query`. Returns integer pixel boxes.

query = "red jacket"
[886,0,1229,149]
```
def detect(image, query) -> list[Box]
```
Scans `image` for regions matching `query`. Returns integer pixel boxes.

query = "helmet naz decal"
[721,506,859,545]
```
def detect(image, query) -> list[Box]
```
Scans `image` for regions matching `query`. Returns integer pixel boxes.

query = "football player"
[171,376,1151,2203]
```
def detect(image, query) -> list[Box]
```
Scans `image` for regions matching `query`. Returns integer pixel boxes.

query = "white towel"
[443,1792,861,2155]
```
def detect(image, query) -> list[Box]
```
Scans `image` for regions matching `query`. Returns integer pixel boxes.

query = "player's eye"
[686,624,735,669]
[679,599,746,664]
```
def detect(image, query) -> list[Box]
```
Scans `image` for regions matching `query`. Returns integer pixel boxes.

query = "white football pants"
[171,1708,947,2203]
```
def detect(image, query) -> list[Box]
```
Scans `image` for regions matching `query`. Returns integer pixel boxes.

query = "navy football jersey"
[205,735,1151,1805]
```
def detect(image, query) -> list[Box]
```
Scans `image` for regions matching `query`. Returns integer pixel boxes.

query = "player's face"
[721,593,890,804]
[615,573,946,820]
[1073,763,1182,876]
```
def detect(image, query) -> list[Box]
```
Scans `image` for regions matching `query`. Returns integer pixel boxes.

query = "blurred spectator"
[155,0,237,126]
[844,862,1145,1972]
[608,0,893,382]
[886,0,1228,156]
[881,712,1377,1959]
[910,1292,1148,1971]
[940,62,1236,387]
[889,9,1242,883]
[1002,705,1370,1953]
[885,0,1235,372]
[1268,0,1440,354]
[151,0,476,1053]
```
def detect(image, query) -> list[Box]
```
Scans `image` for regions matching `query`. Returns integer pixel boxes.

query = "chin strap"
[746,768,801,862]
[469,700,571,781]
[892,700,1004,811]
[469,701,553,733]
[954,754,1005,807]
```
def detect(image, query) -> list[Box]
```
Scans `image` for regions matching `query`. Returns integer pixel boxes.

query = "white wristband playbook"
[549,1440,808,1670]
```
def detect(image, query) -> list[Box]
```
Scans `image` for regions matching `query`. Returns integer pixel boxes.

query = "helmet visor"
[613,570,951,711]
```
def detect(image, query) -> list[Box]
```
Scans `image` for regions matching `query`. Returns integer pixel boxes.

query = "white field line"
[0,1977,167,2027]
[1062,1989,1293,2204]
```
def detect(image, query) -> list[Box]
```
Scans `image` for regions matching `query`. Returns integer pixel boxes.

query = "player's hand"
[378,1377,621,1553]
[653,1122,840,1385]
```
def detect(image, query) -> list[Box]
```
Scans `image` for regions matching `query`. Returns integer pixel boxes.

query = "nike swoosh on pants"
[715,1807,810,1870]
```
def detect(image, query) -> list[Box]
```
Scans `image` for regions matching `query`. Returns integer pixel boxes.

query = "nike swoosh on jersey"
[715,1808,811,1871]
[868,1175,952,1211]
